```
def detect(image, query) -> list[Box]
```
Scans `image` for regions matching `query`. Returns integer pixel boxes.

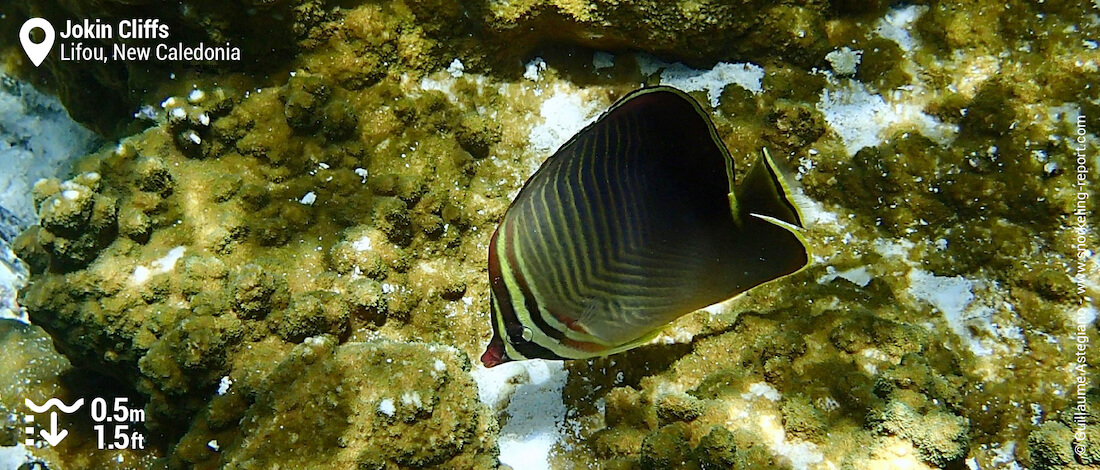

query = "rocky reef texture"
[4,0,1099,469]
[0,72,100,324]
[172,336,497,469]
[0,320,166,469]
[0,321,71,470]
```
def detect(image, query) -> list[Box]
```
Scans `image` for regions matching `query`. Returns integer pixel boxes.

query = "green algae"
[276,290,350,342]
[0,321,73,469]
[638,423,692,470]
[867,391,970,467]
[170,337,495,469]
[1028,421,1076,469]
[694,426,770,470]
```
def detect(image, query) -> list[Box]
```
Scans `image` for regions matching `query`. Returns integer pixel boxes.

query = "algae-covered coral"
[2,0,1098,469]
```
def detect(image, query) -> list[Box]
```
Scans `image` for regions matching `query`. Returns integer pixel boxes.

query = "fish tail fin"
[732,148,811,277]
[735,148,804,229]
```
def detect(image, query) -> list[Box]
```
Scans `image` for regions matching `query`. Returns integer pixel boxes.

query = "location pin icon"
[20,18,55,67]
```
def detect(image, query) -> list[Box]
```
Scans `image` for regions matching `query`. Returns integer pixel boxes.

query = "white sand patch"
[791,190,841,228]
[756,414,825,470]
[352,235,373,252]
[528,88,601,155]
[874,5,926,52]
[872,238,915,260]
[524,57,548,81]
[639,55,765,107]
[817,79,956,156]
[132,246,186,284]
[816,6,969,156]
[0,244,28,322]
[818,266,873,287]
[446,58,465,78]
[907,269,994,356]
[592,52,614,71]
[378,398,395,417]
[216,376,232,395]
[414,66,489,106]
[0,443,35,469]
[656,326,695,344]
[742,382,782,401]
[472,360,568,470]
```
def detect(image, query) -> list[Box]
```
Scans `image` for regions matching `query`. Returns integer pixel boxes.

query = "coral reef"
[172,336,496,469]
[0,321,71,469]
[19,172,118,271]
[2,0,1098,468]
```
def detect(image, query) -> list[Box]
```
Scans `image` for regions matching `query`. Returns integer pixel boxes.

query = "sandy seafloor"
[1,1,1100,469]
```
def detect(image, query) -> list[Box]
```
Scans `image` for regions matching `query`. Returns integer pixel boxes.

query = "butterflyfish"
[481,86,809,367]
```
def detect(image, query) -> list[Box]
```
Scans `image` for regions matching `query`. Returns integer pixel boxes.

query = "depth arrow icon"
[39,411,68,446]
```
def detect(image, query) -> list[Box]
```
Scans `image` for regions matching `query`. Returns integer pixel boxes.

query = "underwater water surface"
[0,1,1098,469]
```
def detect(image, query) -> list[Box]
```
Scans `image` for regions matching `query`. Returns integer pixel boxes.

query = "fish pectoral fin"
[736,148,804,229]
[572,298,601,333]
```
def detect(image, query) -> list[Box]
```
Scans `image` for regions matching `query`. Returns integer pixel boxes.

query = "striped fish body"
[482,86,809,367]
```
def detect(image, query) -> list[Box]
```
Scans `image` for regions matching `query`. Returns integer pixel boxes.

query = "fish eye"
[506,325,528,344]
